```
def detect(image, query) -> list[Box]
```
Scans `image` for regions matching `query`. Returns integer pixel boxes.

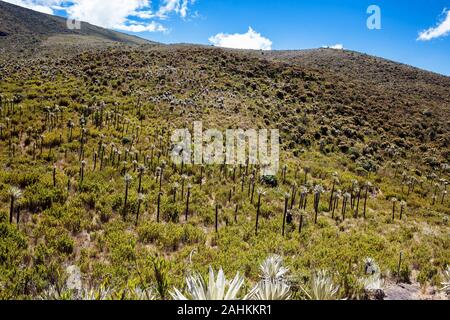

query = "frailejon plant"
[290,182,297,209]
[332,190,342,219]
[80,160,86,185]
[246,255,291,300]
[293,209,306,234]
[9,186,22,224]
[432,183,440,205]
[123,174,133,219]
[282,193,290,236]
[246,279,291,300]
[170,267,245,300]
[259,255,289,281]
[359,257,385,300]
[137,164,145,194]
[391,197,397,221]
[441,190,447,205]
[172,182,179,203]
[342,192,351,221]
[313,185,324,224]
[228,185,235,203]
[181,175,187,201]
[39,283,153,301]
[53,164,57,188]
[66,170,72,193]
[156,191,162,223]
[250,174,256,204]
[282,164,288,184]
[79,128,87,161]
[328,173,339,212]
[93,152,98,171]
[350,180,358,210]
[78,285,116,301]
[199,164,204,189]
[399,200,407,220]
[298,186,308,210]
[215,203,219,233]
[363,258,377,276]
[301,270,340,300]
[159,161,167,192]
[155,166,161,184]
[440,266,450,294]
[185,184,192,222]
[354,186,361,219]
[363,182,372,219]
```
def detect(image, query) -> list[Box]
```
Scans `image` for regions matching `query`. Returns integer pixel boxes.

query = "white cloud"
[418,9,450,41]
[3,0,195,33]
[209,27,273,50]
[322,44,344,50]
[3,0,64,14]
[66,0,159,32]
[116,21,166,33]
[157,0,194,19]
[131,10,157,19]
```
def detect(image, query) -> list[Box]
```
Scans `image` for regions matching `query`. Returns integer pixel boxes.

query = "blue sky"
[5,0,450,75]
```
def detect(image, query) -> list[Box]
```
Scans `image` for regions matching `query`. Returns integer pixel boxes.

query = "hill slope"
[266,48,450,102]
[0,0,152,54]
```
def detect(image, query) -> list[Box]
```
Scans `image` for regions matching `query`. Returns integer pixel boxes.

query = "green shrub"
[56,234,74,255]
[161,202,182,223]
[182,224,206,245]
[138,222,163,244]
[24,183,67,212]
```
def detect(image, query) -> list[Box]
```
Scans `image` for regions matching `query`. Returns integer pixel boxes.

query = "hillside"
[0,0,152,55]
[0,4,449,300]
[267,48,450,105]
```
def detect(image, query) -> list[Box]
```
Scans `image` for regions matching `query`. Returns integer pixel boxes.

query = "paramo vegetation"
[0,43,449,300]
